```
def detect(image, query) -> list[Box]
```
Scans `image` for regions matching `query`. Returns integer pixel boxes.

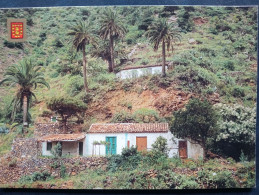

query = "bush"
[212,104,256,160]
[133,108,161,123]
[151,136,169,157]
[0,124,9,134]
[51,142,62,158]
[111,111,135,123]
[107,146,142,172]
[232,86,245,98]
[60,163,67,178]
[65,75,84,96]
[213,171,238,188]
[19,171,52,184]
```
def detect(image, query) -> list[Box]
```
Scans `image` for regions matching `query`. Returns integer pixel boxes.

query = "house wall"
[85,132,179,157]
[42,139,85,157]
[62,142,79,156]
[42,141,57,156]
[187,141,204,159]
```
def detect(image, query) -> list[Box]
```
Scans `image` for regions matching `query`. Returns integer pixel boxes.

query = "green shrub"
[151,136,169,157]
[65,75,84,96]
[60,163,67,178]
[111,111,135,123]
[232,86,245,98]
[178,177,199,189]
[51,142,62,158]
[133,108,161,123]
[213,171,238,188]
[223,60,235,71]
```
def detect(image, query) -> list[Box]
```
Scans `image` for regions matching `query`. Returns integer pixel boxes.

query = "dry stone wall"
[34,123,69,138]
[11,138,39,159]
[0,157,107,185]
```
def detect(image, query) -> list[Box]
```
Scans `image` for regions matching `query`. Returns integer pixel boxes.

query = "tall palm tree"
[68,20,96,94]
[99,9,126,72]
[145,18,181,77]
[0,59,50,129]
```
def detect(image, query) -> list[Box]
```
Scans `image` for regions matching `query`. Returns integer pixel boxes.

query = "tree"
[145,18,181,77]
[212,103,256,160]
[91,39,126,72]
[0,59,49,130]
[47,96,87,130]
[68,20,96,94]
[170,98,218,159]
[99,9,126,72]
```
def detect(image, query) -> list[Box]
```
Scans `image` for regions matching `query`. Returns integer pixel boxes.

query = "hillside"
[0,5,257,190]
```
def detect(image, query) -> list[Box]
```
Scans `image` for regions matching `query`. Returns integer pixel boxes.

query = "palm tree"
[0,59,49,130]
[99,9,126,72]
[91,39,126,72]
[145,18,181,77]
[68,20,96,94]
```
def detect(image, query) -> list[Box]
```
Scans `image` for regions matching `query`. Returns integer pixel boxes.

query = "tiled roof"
[88,123,169,134]
[38,133,85,142]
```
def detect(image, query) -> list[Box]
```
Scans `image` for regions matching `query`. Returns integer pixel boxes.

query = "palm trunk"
[23,94,28,129]
[108,59,113,72]
[82,46,89,94]
[162,40,166,77]
[110,36,115,72]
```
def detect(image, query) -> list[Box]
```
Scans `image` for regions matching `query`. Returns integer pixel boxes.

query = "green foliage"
[0,124,9,134]
[19,171,52,184]
[171,98,218,158]
[151,136,168,157]
[111,110,135,123]
[65,75,84,96]
[177,7,194,32]
[60,163,67,178]
[51,142,62,158]
[212,103,256,160]
[47,96,87,128]
[107,146,142,172]
[133,108,161,123]
[111,108,163,123]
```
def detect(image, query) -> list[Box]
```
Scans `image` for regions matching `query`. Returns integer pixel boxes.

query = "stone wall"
[0,157,108,185]
[11,138,39,159]
[34,123,68,138]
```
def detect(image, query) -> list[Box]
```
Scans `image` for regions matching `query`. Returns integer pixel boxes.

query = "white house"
[86,123,203,159]
[38,123,203,159]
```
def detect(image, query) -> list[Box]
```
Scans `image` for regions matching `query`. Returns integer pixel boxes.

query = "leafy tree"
[68,20,96,94]
[0,59,49,130]
[47,96,87,130]
[145,18,181,77]
[170,98,218,159]
[99,9,126,72]
[212,103,256,160]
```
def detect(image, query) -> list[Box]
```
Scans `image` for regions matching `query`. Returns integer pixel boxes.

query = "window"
[47,142,52,151]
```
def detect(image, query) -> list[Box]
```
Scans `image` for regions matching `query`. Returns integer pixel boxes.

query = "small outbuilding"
[38,133,86,156]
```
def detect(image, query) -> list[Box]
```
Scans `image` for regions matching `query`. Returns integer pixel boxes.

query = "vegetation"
[0,6,256,189]
[0,59,49,131]
[171,98,218,159]
[145,18,181,77]
[68,20,96,94]
[99,9,126,72]
[47,96,87,130]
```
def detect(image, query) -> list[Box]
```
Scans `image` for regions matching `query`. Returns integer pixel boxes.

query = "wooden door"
[79,142,83,156]
[179,140,187,159]
[106,137,117,155]
[136,137,147,151]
